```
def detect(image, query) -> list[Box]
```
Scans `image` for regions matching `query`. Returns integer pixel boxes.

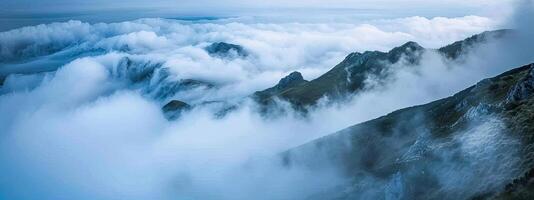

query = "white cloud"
[0,7,532,199]
[0,0,514,11]
[0,15,499,98]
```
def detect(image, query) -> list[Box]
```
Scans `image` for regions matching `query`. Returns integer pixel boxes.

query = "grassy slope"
[254,30,510,110]
[283,63,534,200]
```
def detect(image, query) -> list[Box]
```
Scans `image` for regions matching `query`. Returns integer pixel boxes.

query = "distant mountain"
[438,29,510,60]
[114,57,215,100]
[205,42,248,58]
[254,30,511,111]
[281,63,534,199]
[162,100,192,120]
[113,56,244,120]
[253,71,309,112]
[254,42,424,110]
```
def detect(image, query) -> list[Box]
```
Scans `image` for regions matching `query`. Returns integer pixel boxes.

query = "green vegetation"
[254,30,510,111]
[283,63,534,200]
[438,29,510,60]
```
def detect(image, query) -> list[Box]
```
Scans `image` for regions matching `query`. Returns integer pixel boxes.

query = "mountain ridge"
[253,29,511,112]
[281,63,534,200]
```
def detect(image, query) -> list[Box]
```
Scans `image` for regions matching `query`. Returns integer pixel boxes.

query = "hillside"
[254,30,510,111]
[282,63,534,200]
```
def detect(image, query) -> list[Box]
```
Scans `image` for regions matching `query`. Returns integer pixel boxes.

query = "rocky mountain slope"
[281,63,534,200]
[135,30,508,118]
[254,41,425,110]
[254,30,510,111]
[438,29,510,60]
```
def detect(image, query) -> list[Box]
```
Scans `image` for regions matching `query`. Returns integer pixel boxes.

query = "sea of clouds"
[0,1,533,199]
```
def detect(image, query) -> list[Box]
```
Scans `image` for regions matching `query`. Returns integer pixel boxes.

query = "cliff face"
[282,63,534,200]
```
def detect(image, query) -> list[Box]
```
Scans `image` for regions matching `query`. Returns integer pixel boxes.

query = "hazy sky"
[0,0,512,9]
[0,0,515,31]
[0,0,514,15]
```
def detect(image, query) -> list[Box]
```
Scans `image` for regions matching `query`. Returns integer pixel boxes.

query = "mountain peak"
[388,41,425,64]
[390,41,424,54]
[205,42,248,57]
[345,52,363,60]
[252,31,507,111]
[253,71,308,107]
[438,29,511,59]
[162,100,192,120]
[402,41,423,49]
[277,71,305,89]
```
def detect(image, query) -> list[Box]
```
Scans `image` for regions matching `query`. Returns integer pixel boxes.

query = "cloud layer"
[0,8,532,199]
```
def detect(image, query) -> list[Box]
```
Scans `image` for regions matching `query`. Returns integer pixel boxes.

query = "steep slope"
[282,63,534,200]
[254,30,510,110]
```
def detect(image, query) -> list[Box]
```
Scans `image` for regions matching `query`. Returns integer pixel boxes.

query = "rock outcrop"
[205,42,248,58]
[254,71,308,98]
[282,63,534,200]
[253,71,308,112]
[277,71,306,90]
[506,64,534,103]
[162,100,192,120]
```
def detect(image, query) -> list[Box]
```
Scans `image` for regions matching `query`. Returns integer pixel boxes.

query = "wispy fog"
[0,1,532,199]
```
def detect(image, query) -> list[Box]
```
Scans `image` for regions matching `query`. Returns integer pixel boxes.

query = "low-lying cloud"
[0,4,532,199]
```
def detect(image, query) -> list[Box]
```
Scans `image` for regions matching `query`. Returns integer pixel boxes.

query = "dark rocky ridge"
[114,56,233,120]
[506,64,534,103]
[254,41,426,110]
[253,30,510,111]
[114,57,214,100]
[278,71,307,89]
[114,57,161,83]
[162,100,191,112]
[162,100,192,120]
[438,29,510,60]
[253,71,309,109]
[281,63,534,200]
[205,42,248,58]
